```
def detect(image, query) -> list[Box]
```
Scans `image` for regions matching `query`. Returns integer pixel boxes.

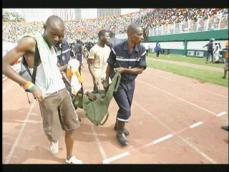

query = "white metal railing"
[116,33,127,39]
[148,13,228,36]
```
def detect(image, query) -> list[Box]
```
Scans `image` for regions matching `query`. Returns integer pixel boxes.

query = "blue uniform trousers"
[114,80,135,122]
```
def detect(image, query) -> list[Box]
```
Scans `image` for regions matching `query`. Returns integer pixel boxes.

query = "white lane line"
[102,152,130,164]
[145,68,228,99]
[153,134,174,144]
[103,101,217,164]
[202,91,228,99]
[179,136,217,164]
[81,131,107,137]
[189,122,203,129]
[15,119,42,124]
[90,125,107,160]
[134,101,217,164]
[138,80,217,116]
[216,112,227,117]
[144,134,174,147]
[4,101,36,163]
[134,102,174,131]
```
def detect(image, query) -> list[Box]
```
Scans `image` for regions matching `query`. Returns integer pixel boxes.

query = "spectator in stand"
[3,9,225,43]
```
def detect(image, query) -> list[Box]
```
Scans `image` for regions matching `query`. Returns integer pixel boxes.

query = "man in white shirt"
[87,30,111,92]
[3,15,82,164]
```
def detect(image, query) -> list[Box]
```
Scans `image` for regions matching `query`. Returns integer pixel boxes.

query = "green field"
[148,53,224,68]
[146,55,228,87]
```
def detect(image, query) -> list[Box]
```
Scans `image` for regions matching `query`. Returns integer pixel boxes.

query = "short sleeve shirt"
[107,40,147,82]
[88,44,111,79]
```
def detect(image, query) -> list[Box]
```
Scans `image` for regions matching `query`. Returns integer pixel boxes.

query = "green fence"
[146,29,228,42]
[145,29,228,57]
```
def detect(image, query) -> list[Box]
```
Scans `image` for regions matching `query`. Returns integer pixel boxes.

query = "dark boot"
[114,121,129,136]
[116,120,128,146]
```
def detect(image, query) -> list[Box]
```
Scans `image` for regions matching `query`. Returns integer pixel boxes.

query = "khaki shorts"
[39,88,80,142]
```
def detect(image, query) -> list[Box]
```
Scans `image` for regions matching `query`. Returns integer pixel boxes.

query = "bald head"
[127,23,142,35]
[43,15,65,47]
[127,23,144,45]
[45,15,65,29]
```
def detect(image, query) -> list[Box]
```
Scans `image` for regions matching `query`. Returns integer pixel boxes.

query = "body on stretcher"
[66,61,121,125]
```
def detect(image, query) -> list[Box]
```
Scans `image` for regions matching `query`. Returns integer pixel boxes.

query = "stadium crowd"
[3,8,228,44]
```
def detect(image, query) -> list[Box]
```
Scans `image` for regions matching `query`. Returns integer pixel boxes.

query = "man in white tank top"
[3,15,82,164]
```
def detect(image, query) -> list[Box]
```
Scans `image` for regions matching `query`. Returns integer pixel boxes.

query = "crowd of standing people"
[3,8,227,43]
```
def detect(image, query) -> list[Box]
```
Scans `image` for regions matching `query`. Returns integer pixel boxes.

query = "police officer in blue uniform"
[55,39,72,93]
[104,24,147,146]
[74,40,83,73]
[56,39,71,68]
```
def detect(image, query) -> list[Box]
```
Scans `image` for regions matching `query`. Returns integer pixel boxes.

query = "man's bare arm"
[102,64,114,89]
[105,64,113,81]
[3,37,36,85]
[114,67,145,75]
[3,36,44,101]
[59,64,68,72]
[87,58,96,83]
